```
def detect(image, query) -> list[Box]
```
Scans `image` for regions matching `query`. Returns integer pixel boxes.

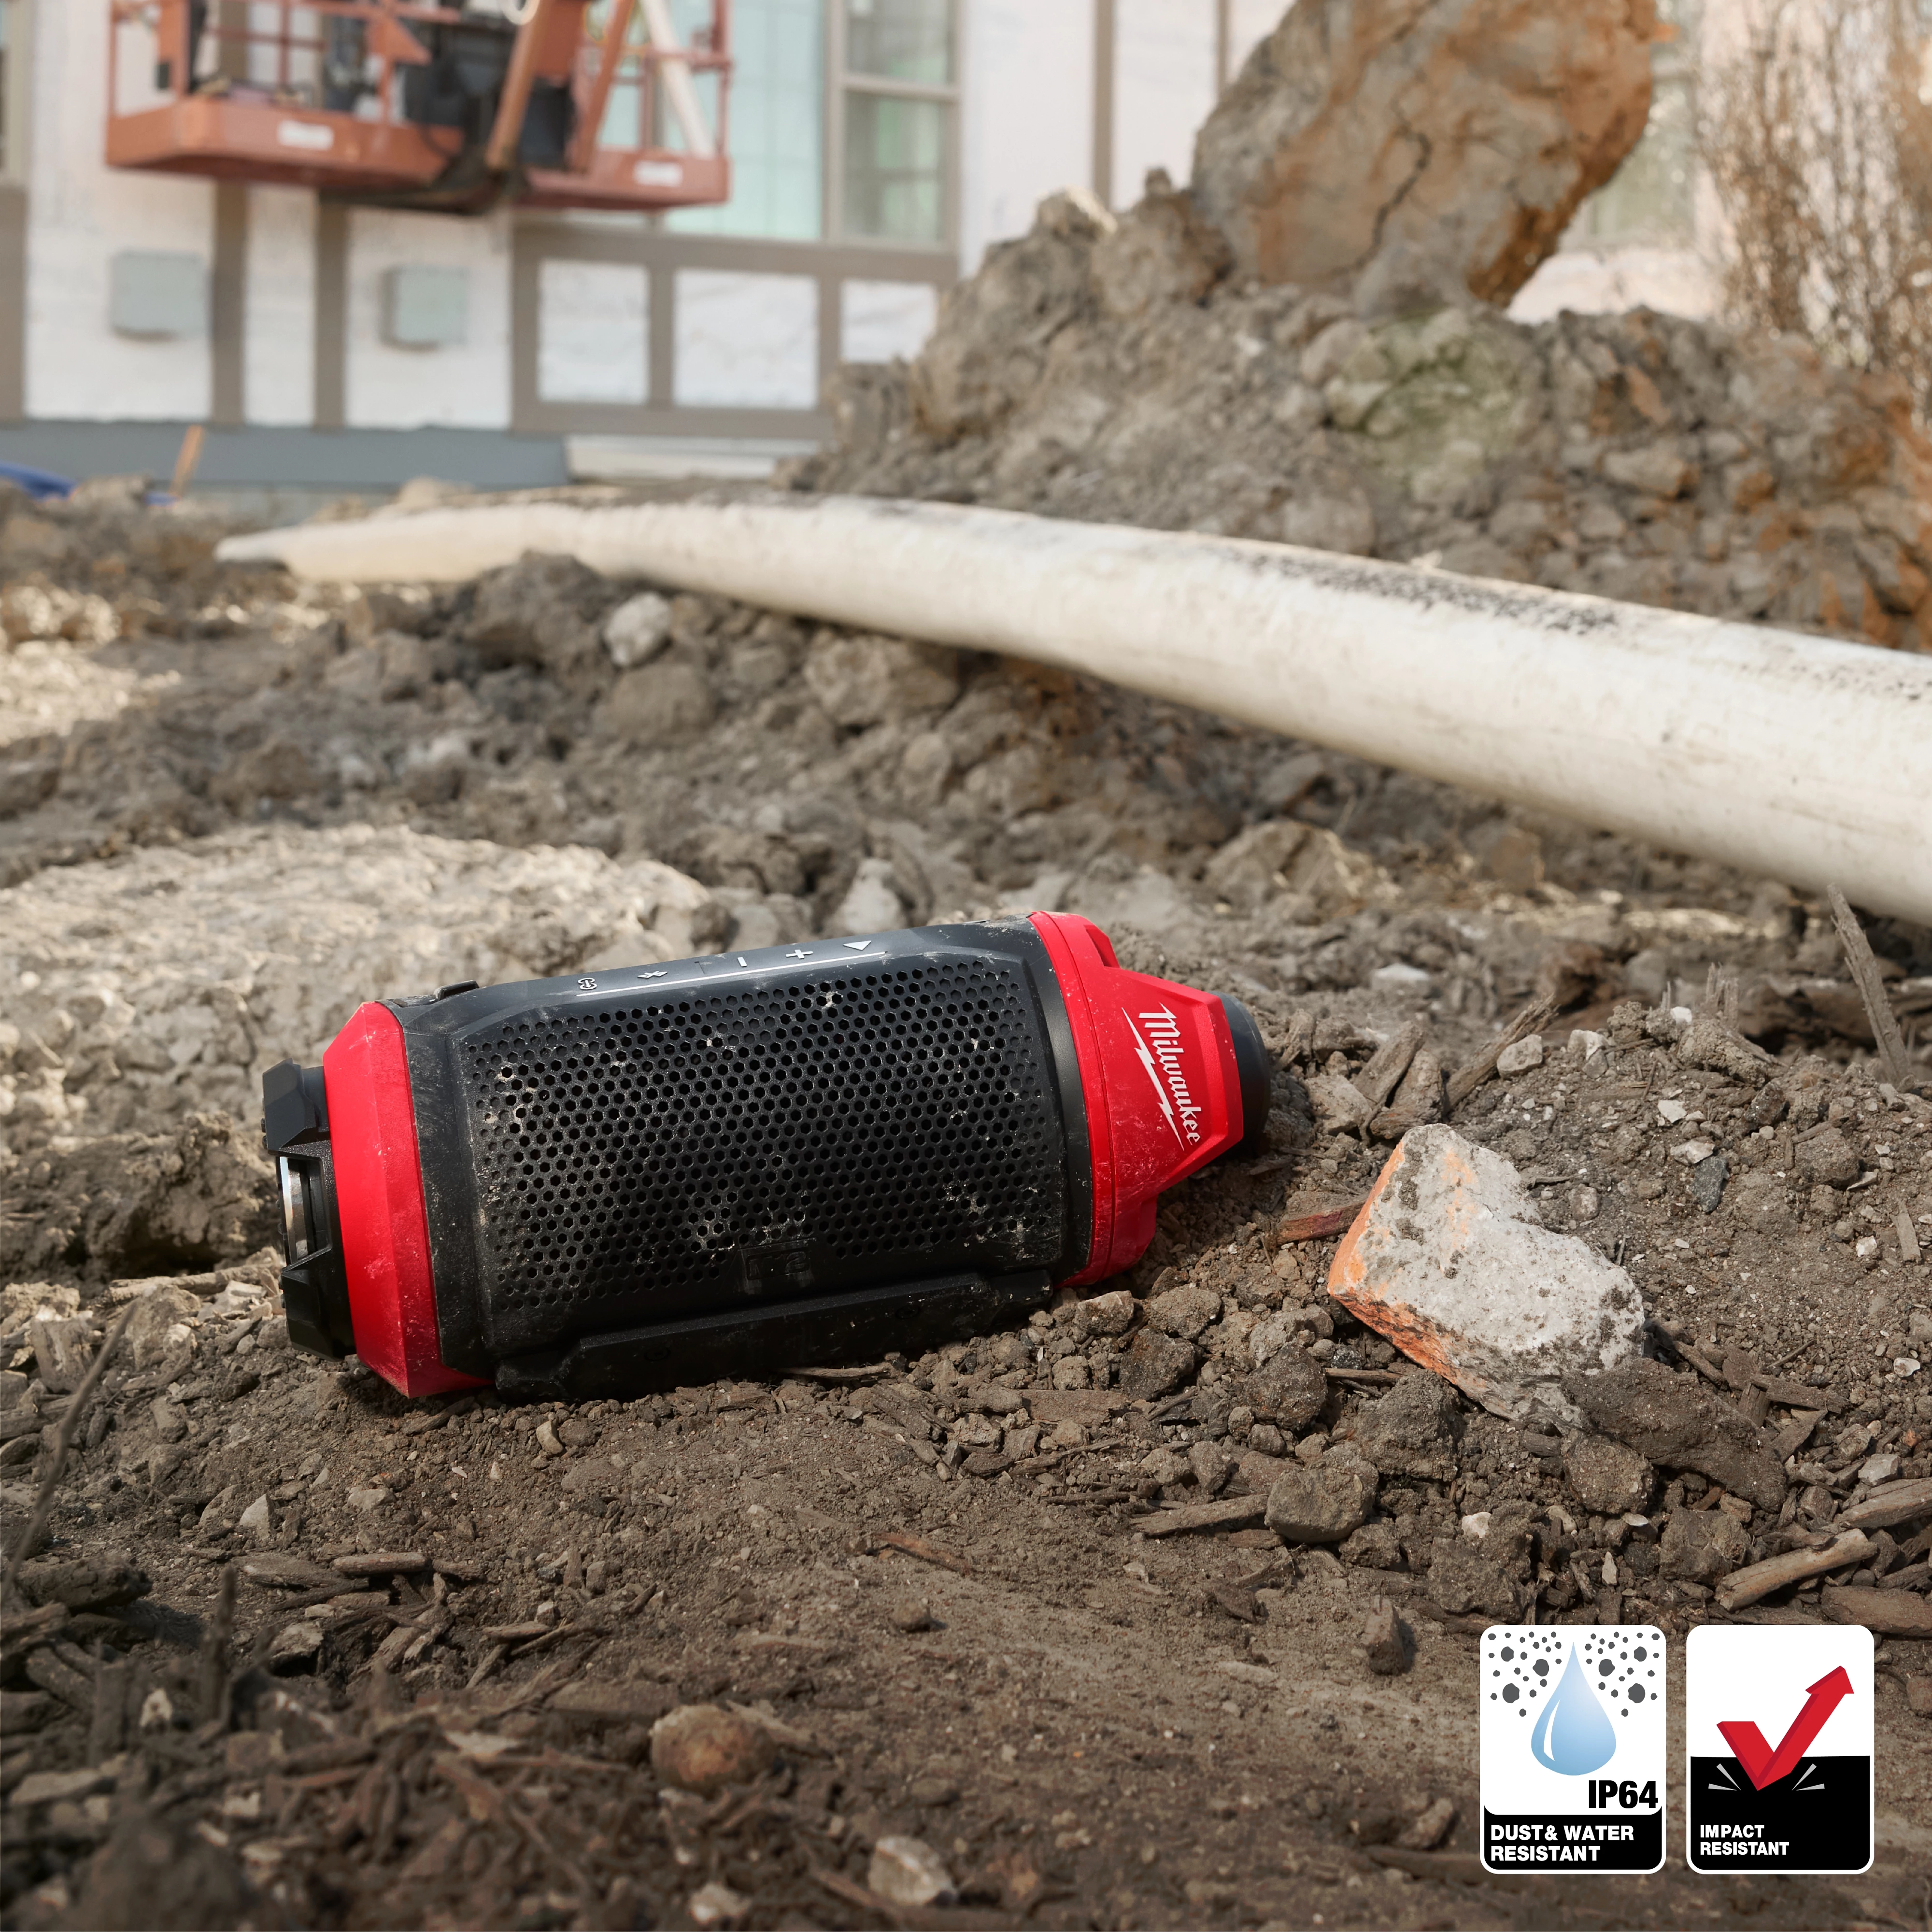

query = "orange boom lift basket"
[104,0,731,213]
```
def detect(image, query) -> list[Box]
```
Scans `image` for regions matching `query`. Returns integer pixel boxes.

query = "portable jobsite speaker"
[262,914,1271,1401]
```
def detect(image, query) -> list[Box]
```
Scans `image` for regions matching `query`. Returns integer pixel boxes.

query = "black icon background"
[1688,1756,1872,1873]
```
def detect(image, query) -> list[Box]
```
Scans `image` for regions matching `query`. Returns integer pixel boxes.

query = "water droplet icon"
[1529,1645,1618,1776]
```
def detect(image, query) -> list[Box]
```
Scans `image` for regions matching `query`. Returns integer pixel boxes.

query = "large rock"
[1191,0,1656,304]
[1563,1359,1788,1510]
[1328,1126,1646,1425]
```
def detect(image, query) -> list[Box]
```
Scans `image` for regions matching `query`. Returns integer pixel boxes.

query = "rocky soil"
[13,0,1932,1905]
[7,0,1932,1908]
[1,463,1930,1932]
[792,181,1932,655]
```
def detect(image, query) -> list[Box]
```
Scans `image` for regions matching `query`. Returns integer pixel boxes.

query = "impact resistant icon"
[1686,1624,1873,1874]
[1479,1625,1666,1874]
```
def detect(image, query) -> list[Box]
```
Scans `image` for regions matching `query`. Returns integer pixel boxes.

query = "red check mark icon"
[1717,1667,1855,1792]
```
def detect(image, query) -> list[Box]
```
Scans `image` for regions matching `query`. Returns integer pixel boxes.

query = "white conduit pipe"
[219,495,1932,924]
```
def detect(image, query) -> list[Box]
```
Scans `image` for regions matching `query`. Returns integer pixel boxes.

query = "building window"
[838,0,955,245]
[655,0,956,249]
[668,0,824,240]
[538,260,648,405]
[841,277,938,361]
[674,269,819,405]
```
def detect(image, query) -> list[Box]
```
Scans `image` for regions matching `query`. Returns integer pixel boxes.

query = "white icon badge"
[1686,1624,1873,1874]
[1479,1625,1666,1874]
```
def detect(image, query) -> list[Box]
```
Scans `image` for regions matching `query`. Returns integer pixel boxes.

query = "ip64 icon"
[1586,1778,1660,1812]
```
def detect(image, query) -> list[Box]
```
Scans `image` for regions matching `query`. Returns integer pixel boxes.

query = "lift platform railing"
[104,0,730,212]
[512,0,732,211]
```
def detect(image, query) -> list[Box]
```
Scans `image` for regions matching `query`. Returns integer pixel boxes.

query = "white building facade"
[0,0,1729,491]
[0,0,1283,490]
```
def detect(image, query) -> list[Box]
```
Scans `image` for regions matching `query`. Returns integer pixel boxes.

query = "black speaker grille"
[457,959,1067,1331]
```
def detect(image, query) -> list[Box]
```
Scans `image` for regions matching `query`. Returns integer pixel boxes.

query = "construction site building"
[0,0,1708,495]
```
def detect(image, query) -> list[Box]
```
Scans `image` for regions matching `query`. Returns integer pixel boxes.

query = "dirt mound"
[3,516,1931,1932]
[1,1113,277,1282]
[793,184,1931,653]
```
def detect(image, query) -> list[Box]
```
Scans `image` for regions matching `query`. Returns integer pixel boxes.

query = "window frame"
[824,0,960,254]
[506,0,962,435]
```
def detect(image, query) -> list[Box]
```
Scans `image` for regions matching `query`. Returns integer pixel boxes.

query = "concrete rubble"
[1327,1122,1648,1423]
[1,823,720,1153]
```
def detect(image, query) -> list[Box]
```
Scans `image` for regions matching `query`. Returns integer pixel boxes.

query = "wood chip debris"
[1820,1585,1932,1636]
[1714,1530,1872,1611]
[332,1549,429,1576]
[874,1533,972,1575]
[1277,1197,1371,1243]
[1827,884,1913,1090]
[1835,1477,1932,1532]
[1138,1494,1268,1538]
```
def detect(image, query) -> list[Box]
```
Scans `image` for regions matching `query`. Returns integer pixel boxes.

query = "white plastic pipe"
[218,495,1932,923]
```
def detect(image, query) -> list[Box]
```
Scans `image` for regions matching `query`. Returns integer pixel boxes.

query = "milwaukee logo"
[1122,1006,1202,1147]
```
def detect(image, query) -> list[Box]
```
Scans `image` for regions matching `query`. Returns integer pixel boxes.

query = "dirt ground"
[1,481,1930,1932]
